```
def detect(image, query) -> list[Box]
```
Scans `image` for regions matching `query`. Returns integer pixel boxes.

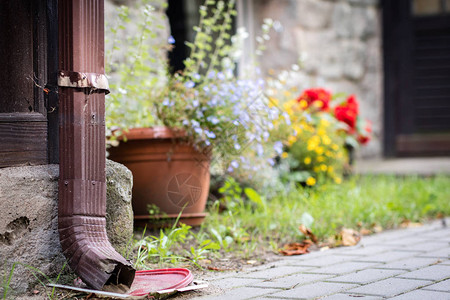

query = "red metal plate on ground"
[127,268,194,296]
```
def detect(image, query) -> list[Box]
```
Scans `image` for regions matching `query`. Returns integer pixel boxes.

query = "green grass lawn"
[133,175,450,268]
[205,175,450,244]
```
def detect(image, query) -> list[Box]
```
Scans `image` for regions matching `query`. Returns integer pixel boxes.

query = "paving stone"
[347,278,432,297]
[308,261,380,274]
[336,245,391,256]
[378,257,443,271]
[201,287,279,300]
[365,229,415,240]
[389,289,450,300]
[291,254,360,267]
[382,236,434,247]
[397,264,450,281]
[415,228,450,239]
[354,250,420,263]
[321,294,383,300]
[209,277,264,289]
[249,273,332,289]
[267,282,358,299]
[326,268,404,284]
[389,241,449,252]
[418,247,450,258]
[277,250,333,262]
[238,266,311,279]
[422,279,450,292]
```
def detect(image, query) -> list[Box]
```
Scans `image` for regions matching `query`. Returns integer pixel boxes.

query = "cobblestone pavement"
[194,219,450,299]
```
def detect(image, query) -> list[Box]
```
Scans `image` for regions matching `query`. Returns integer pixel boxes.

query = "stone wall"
[251,0,382,158]
[0,161,133,296]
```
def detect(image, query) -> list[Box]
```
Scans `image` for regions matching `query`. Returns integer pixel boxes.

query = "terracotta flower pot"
[108,127,210,226]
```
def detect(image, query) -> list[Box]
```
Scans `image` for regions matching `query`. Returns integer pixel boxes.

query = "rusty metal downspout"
[57,0,135,290]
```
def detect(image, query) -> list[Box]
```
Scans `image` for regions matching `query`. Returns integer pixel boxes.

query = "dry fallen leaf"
[298,224,319,244]
[32,290,40,295]
[359,228,372,235]
[199,259,212,265]
[340,228,361,246]
[372,224,383,233]
[279,242,311,256]
[400,220,423,228]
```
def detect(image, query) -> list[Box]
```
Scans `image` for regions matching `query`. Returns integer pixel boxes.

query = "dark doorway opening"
[383,0,450,157]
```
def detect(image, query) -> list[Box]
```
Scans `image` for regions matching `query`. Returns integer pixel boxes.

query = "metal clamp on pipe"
[58,71,110,94]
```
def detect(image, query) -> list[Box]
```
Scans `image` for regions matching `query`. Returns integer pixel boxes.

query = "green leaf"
[244,187,264,208]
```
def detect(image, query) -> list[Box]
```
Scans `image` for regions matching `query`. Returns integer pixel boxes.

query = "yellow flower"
[317,128,326,136]
[334,177,342,184]
[304,157,311,165]
[317,156,325,162]
[320,118,330,128]
[315,147,324,155]
[299,100,308,109]
[292,124,302,134]
[331,144,339,151]
[322,135,331,145]
[328,166,334,173]
[288,135,297,145]
[314,101,324,108]
[325,151,333,157]
[310,136,320,144]
[313,166,320,172]
[306,177,316,186]
[281,152,289,159]
[320,164,327,172]
[307,143,316,151]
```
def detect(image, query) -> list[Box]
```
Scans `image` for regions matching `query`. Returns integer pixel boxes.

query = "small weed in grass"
[1,261,68,299]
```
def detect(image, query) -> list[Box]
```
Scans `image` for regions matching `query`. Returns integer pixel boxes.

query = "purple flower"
[274,141,283,155]
[207,116,220,125]
[168,35,175,44]
[185,81,195,88]
[205,130,216,139]
[230,160,239,168]
[256,144,264,156]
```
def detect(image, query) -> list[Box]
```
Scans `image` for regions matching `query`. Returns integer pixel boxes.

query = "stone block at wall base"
[106,159,134,256]
[0,160,133,296]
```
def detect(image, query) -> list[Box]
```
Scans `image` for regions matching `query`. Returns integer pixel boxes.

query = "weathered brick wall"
[252,0,382,158]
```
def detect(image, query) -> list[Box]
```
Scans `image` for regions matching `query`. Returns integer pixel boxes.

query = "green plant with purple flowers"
[106,0,280,170]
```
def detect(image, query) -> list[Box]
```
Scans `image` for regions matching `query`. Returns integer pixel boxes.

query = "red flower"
[334,95,359,132]
[296,88,331,111]
[357,120,372,145]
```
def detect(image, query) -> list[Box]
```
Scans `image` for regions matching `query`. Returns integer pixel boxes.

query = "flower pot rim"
[118,126,186,141]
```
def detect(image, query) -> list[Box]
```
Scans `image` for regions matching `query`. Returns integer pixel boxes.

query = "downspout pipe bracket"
[58,71,110,94]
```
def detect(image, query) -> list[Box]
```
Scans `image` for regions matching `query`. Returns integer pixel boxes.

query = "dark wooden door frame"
[382,0,450,157]
[0,0,59,167]
[46,0,59,163]
[382,0,412,157]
